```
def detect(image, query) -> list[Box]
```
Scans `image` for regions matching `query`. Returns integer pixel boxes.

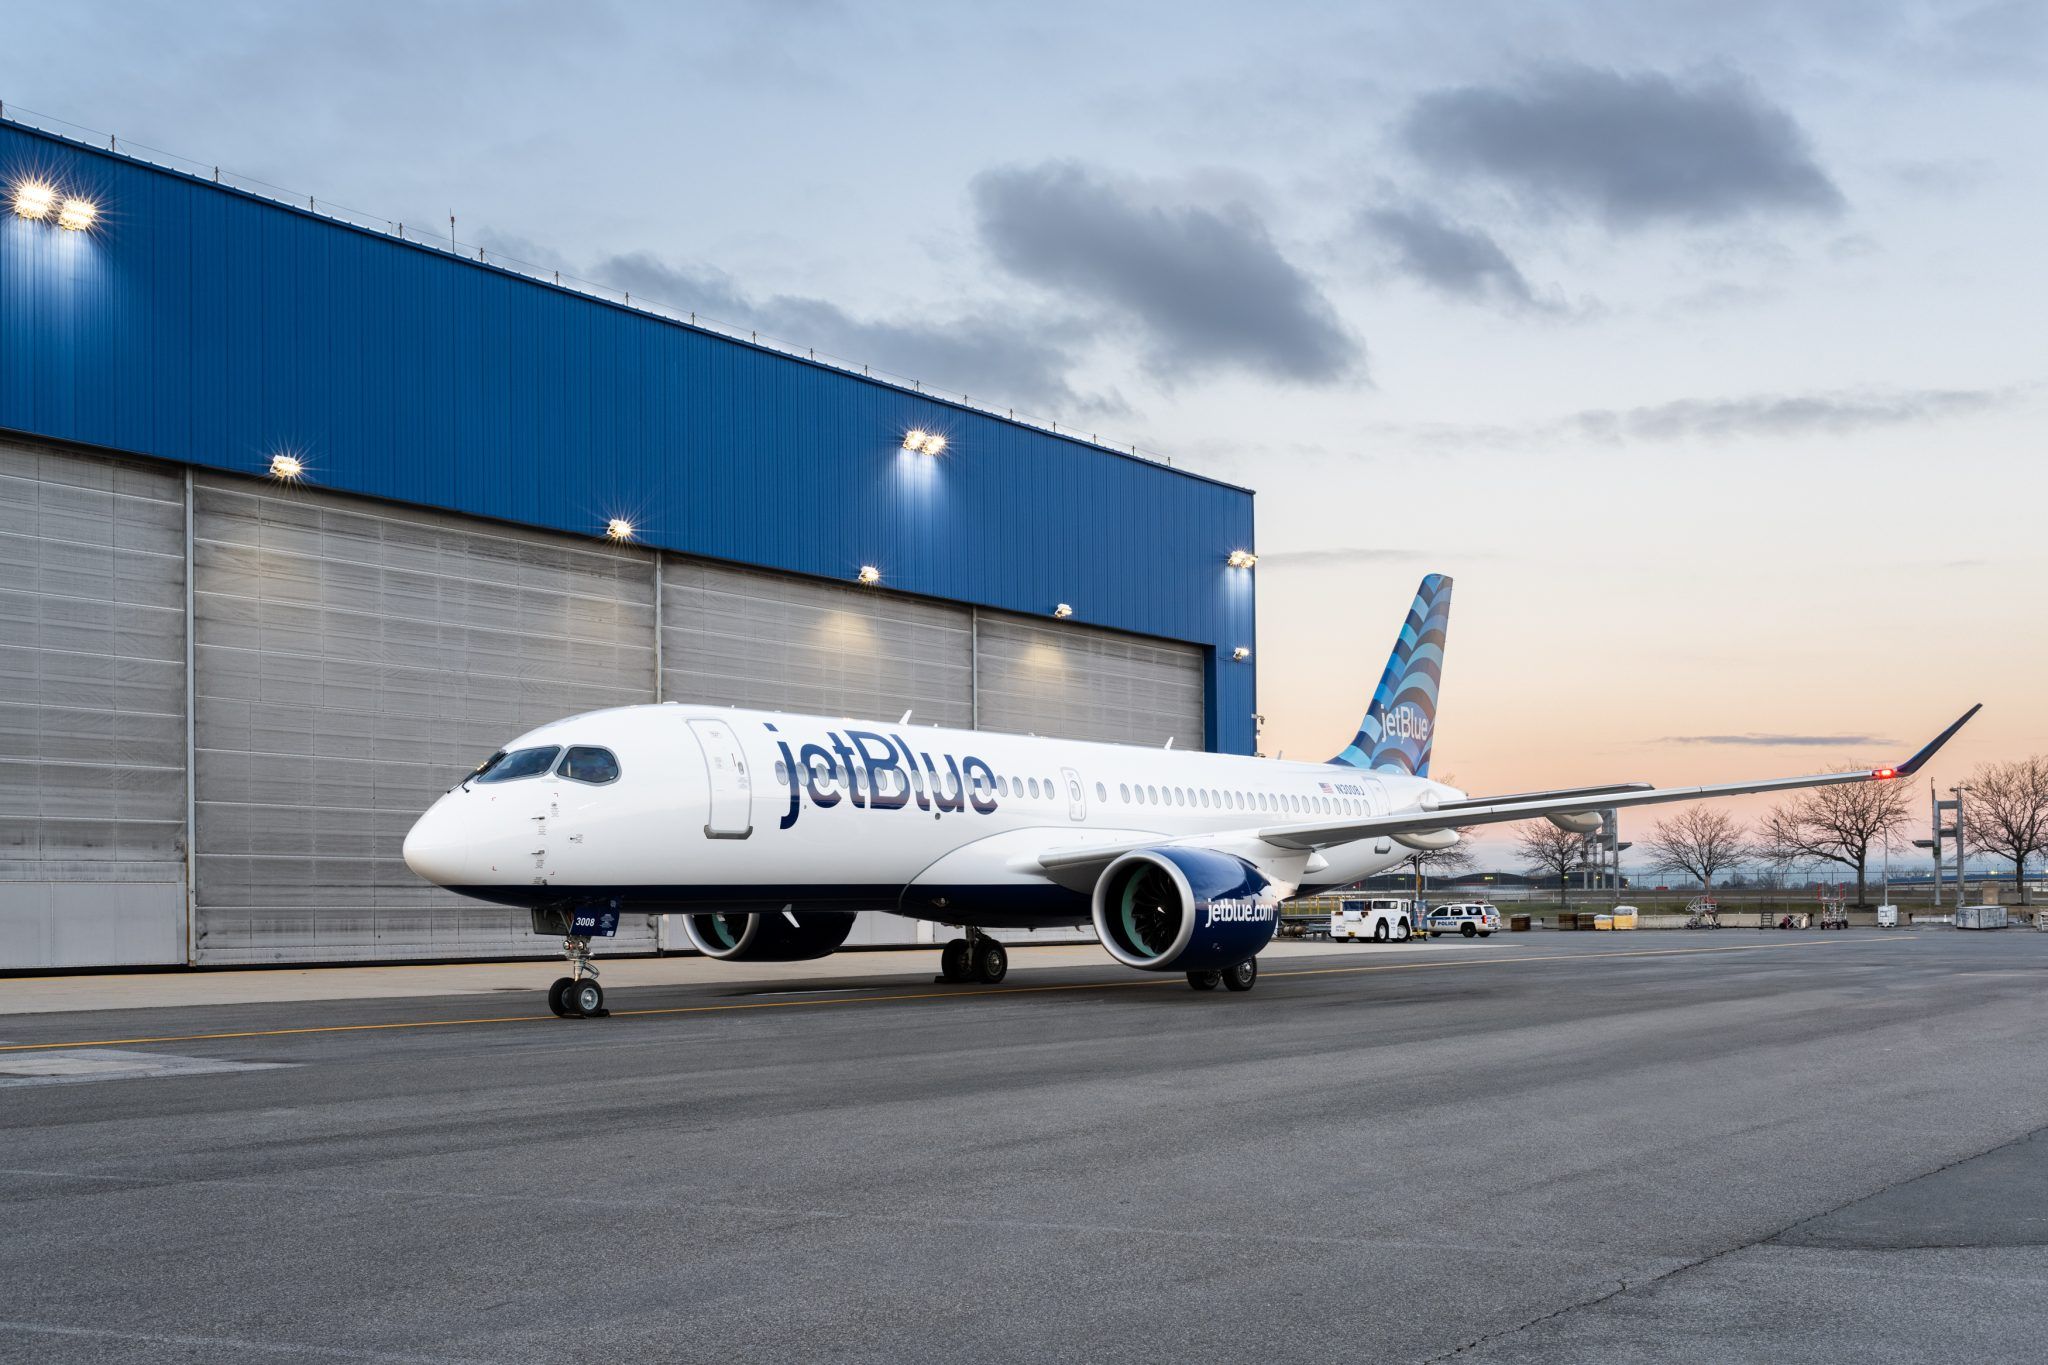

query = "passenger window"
[1094,782,1106,802]
[476,746,561,784]
[1120,783,1130,803]
[558,746,621,785]
[774,760,790,786]
[1199,789,1210,808]
[1146,785,1158,804]
[1028,778,1041,799]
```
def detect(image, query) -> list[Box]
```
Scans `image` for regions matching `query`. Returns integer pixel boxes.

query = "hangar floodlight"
[56,198,97,232]
[268,453,305,481]
[1226,549,1257,569]
[606,518,635,542]
[902,429,929,452]
[1052,603,1073,619]
[1232,646,1251,661]
[921,434,947,456]
[857,565,881,585]
[11,180,55,220]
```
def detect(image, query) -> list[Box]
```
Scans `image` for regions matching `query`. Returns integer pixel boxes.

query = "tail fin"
[1330,574,1453,777]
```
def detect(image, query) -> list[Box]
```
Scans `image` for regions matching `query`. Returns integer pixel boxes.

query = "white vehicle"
[1330,898,1414,942]
[402,573,1980,1016]
[1424,903,1500,937]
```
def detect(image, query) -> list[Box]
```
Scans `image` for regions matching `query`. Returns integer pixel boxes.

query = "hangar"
[0,116,1257,968]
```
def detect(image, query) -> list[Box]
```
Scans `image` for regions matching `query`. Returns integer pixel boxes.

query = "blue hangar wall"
[0,120,1257,752]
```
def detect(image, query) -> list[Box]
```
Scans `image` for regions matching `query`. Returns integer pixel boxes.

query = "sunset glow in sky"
[5,2,2040,863]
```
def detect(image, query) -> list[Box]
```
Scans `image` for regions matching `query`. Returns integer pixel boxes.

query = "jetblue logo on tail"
[1331,574,1452,778]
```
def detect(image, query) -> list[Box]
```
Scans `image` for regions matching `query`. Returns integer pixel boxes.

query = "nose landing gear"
[547,934,608,1018]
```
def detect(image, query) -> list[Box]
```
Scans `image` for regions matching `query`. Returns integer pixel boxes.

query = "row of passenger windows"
[769,758,1363,818]
[471,745,621,786]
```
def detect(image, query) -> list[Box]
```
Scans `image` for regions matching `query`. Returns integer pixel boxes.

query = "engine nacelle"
[682,911,855,961]
[1091,847,1279,972]
[1547,811,1604,834]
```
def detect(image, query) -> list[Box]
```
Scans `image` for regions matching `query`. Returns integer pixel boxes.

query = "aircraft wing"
[1037,705,1979,878]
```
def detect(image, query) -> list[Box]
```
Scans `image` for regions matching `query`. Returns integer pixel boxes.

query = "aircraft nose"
[402,798,471,887]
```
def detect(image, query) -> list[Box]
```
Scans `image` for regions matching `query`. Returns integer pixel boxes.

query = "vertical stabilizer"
[1330,574,1452,776]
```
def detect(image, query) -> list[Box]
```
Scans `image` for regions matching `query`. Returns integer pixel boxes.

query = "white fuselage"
[402,703,1462,926]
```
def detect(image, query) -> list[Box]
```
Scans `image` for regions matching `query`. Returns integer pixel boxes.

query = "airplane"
[401,574,1980,1018]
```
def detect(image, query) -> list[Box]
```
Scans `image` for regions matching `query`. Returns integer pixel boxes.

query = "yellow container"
[1612,910,1637,930]
[1593,913,1614,930]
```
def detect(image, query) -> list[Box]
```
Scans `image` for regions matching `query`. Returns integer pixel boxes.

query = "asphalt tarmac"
[3,929,2046,1363]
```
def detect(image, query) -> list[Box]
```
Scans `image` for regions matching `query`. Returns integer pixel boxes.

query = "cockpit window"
[558,746,621,785]
[474,745,562,784]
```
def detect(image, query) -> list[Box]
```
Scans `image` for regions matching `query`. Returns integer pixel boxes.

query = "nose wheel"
[548,934,608,1017]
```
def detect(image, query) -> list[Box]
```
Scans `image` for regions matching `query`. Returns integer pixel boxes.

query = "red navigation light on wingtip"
[1873,767,1897,780]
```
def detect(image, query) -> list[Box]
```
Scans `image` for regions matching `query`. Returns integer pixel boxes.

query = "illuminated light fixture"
[1232,646,1252,662]
[1226,549,1258,569]
[921,434,947,456]
[1052,603,1073,619]
[857,565,881,585]
[268,453,305,481]
[56,198,97,232]
[902,429,929,452]
[605,518,635,542]
[11,180,56,220]
[1872,766,1897,781]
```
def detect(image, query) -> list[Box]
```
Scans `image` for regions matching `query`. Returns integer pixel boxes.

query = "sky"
[4,0,2042,867]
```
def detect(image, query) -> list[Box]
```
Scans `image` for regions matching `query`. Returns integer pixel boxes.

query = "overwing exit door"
[1061,766,1087,822]
[688,718,754,839]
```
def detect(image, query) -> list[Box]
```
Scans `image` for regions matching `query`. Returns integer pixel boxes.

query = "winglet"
[1884,704,1983,779]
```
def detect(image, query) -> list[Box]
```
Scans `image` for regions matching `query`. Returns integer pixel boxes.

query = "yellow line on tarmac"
[0,936,1894,1054]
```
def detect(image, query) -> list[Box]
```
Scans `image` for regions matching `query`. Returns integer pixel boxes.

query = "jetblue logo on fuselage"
[769,725,997,830]
[1201,897,1276,928]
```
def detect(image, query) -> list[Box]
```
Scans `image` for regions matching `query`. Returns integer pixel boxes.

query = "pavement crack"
[1420,1119,2048,1363]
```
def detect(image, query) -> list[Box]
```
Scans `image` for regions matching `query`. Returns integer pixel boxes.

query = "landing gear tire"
[568,978,606,1017]
[1461,923,1477,938]
[1187,969,1221,991]
[973,939,1009,985]
[547,978,576,1018]
[940,939,973,983]
[1222,958,1259,992]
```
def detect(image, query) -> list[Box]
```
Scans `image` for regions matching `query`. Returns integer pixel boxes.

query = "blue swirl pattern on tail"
[1329,574,1453,777]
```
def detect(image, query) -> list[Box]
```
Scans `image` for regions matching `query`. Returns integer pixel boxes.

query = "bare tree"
[1758,772,1914,906]
[1399,828,1477,892]
[1965,757,2048,905]
[1644,807,1753,894]
[1515,820,1586,908]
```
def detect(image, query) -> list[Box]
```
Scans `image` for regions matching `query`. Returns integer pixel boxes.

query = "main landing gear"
[1186,958,1259,992]
[548,933,608,1018]
[937,928,1009,985]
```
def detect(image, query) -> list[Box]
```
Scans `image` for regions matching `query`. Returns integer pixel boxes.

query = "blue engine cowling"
[682,911,855,961]
[1091,847,1279,972]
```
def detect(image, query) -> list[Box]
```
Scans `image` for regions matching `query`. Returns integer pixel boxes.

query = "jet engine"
[1091,847,1279,972]
[682,911,855,961]
[1547,811,1604,834]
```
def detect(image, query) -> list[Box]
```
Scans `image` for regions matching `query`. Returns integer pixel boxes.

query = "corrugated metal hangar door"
[0,439,189,968]
[190,476,659,963]
[660,559,975,726]
[973,615,1205,750]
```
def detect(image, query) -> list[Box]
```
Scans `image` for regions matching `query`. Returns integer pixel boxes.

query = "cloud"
[1366,385,2016,451]
[971,161,1360,385]
[469,243,1112,417]
[1662,733,1894,748]
[1567,387,2007,442]
[1259,546,1487,569]
[1403,65,1844,228]
[1359,204,1544,310]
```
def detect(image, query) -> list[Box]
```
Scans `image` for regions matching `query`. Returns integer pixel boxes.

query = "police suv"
[1423,903,1500,937]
